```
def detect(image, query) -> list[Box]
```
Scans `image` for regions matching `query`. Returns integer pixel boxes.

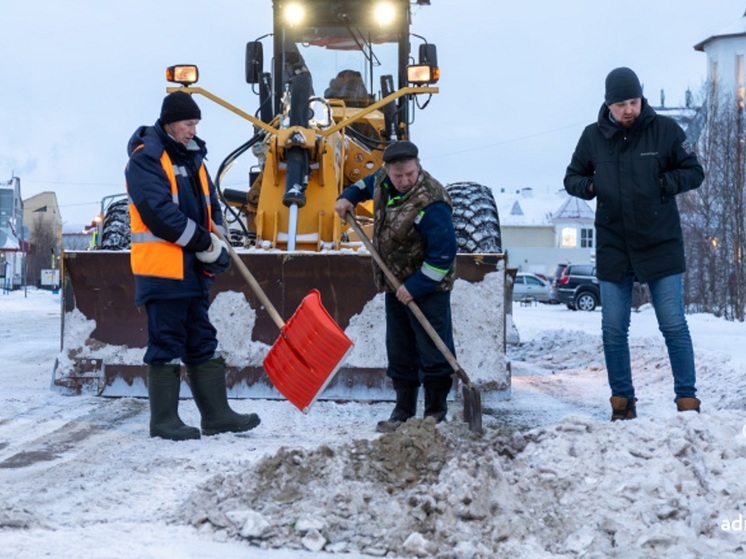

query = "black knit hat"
[382,140,419,163]
[160,91,201,124]
[605,67,643,105]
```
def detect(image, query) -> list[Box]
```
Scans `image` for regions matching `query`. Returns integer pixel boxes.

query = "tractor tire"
[446,182,502,254]
[100,199,131,250]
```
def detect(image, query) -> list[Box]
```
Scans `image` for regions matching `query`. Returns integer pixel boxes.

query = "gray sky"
[1,0,744,226]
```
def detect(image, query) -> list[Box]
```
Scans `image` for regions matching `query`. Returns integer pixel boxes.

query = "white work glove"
[196,232,228,263]
[196,233,231,276]
[196,233,230,275]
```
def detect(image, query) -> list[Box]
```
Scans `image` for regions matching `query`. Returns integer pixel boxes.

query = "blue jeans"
[599,272,696,400]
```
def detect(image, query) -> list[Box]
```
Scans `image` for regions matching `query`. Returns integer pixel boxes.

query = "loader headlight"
[374,2,396,25]
[407,64,439,85]
[166,65,199,86]
[284,2,305,26]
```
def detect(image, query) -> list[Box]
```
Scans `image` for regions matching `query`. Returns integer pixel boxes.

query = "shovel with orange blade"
[211,222,354,413]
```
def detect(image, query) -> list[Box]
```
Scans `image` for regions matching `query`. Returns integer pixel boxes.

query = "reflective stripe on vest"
[128,149,211,280]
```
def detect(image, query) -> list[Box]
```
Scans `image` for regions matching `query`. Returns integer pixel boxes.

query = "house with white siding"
[694,10,746,100]
[493,185,595,277]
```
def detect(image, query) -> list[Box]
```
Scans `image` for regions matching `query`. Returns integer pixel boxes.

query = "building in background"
[0,177,27,291]
[62,222,95,251]
[24,191,63,241]
[493,186,596,277]
[23,191,63,287]
[694,10,746,100]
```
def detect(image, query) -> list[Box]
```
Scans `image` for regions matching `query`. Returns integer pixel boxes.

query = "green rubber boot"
[147,364,201,441]
[187,357,261,436]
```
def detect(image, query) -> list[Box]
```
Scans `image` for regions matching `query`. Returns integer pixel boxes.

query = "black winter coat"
[564,99,704,283]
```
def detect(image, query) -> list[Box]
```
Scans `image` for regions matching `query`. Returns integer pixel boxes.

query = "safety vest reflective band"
[128,149,211,279]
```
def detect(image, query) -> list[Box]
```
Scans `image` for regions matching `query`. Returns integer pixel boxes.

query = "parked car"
[549,263,568,304]
[513,272,552,303]
[552,263,600,311]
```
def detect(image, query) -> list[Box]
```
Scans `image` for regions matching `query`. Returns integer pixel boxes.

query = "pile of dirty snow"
[177,411,746,558]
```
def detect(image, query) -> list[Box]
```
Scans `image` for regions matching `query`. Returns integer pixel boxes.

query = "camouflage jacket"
[371,169,455,293]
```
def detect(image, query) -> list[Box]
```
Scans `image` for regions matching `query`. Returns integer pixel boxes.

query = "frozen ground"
[1,289,746,558]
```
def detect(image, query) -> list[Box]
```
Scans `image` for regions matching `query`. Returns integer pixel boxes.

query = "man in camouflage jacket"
[335,141,458,433]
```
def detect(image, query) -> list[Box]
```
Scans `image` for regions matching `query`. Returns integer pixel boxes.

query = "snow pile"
[511,325,746,413]
[343,294,387,368]
[6,289,746,558]
[210,291,270,367]
[344,269,509,389]
[56,307,144,366]
[55,267,509,394]
[178,410,746,557]
[450,270,508,388]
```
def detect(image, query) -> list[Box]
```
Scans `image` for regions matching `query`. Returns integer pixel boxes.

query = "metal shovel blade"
[263,289,354,413]
[461,382,483,434]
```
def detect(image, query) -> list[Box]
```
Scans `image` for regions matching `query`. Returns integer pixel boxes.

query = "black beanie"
[160,91,201,124]
[604,67,643,105]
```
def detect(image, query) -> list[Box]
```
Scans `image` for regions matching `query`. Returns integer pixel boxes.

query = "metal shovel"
[344,214,483,433]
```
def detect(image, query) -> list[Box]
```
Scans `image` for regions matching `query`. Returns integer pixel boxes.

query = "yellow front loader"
[54,0,510,401]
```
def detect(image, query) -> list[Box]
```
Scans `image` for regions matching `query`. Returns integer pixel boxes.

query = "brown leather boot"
[675,397,701,413]
[610,396,637,421]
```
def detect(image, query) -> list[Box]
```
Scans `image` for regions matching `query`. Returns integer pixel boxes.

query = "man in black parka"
[564,67,704,420]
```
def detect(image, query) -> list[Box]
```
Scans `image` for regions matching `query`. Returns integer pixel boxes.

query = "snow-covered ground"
[1,288,746,558]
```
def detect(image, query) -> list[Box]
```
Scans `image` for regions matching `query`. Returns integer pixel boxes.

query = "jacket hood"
[126,125,151,157]
[596,97,656,140]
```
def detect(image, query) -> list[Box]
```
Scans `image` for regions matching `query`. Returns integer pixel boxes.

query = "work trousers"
[385,290,454,384]
[143,297,217,366]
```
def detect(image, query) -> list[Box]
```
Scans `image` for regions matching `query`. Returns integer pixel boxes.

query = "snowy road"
[1,290,746,558]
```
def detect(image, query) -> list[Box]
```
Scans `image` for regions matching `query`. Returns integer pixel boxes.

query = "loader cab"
[245,0,438,141]
[324,69,369,107]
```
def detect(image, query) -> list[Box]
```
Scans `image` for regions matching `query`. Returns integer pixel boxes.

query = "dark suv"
[551,263,600,311]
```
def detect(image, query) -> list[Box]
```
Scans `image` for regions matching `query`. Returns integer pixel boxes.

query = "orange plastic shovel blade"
[263,289,354,413]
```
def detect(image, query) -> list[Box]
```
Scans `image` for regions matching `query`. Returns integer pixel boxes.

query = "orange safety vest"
[128,149,211,279]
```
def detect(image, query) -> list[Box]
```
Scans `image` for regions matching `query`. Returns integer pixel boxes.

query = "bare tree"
[28,214,60,287]
[681,84,746,320]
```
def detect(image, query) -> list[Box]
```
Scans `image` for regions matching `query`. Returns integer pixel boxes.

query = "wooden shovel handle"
[210,220,285,330]
[344,213,474,388]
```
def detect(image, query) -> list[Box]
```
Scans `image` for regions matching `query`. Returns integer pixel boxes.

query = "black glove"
[660,175,677,195]
[196,233,231,275]
[202,245,230,275]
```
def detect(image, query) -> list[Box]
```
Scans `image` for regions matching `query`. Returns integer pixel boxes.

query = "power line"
[425,120,588,161]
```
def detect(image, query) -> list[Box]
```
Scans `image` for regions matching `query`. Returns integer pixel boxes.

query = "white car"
[512,272,552,303]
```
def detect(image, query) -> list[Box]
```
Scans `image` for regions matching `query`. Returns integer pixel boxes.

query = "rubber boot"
[186,357,261,436]
[424,376,453,423]
[610,396,637,421]
[675,397,701,413]
[148,364,201,441]
[376,379,419,433]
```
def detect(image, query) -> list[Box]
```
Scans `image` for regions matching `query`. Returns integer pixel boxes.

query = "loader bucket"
[54,250,509,401]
